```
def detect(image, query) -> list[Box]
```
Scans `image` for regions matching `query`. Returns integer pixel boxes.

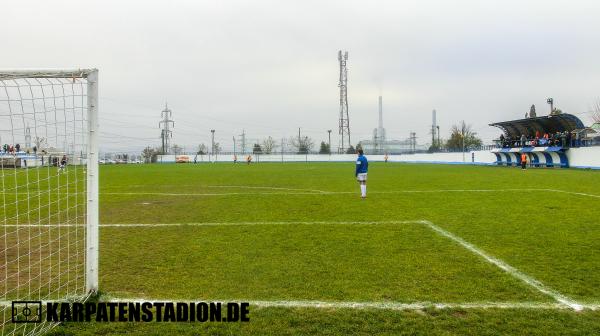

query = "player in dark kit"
[59,155,67,173]
[355,149,368,199]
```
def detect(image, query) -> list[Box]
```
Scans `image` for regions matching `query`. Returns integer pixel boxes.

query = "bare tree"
[197,144,207,155]
[593,99,600,124]
[261,136,277,154]
[171,144,183,155]
[289,136,315,154]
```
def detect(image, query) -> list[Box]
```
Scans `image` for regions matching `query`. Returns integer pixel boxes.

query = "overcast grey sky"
[3,0,600,152]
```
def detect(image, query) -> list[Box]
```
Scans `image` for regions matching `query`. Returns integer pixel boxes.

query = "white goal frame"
[0,69,99,294]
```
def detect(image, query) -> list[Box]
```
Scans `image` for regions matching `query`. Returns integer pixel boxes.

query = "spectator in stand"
[15,144,20,153]
[499,134,505,147]
[520,134,526,147]
[535,130,540,139]
[541,133,549,146]
[566,132,572,147]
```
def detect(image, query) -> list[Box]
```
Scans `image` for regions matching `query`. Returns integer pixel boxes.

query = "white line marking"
[89,298,600,311]
[1,220,422,228]
[100,189,553,197]
[1,298,598,310]
[101,192,309,196]
[547,189,600,199]
[420,220,585,311]
[3,219,593,311]
[205,185,328,193]
[7,187,600,199]
[100,220,421,227]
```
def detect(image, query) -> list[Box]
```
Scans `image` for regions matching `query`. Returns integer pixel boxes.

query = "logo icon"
[12,301,42,323]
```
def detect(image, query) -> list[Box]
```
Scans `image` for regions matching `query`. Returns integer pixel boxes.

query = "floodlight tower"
[159,103,174,154]
[338,50,351,153]
[547,97,554,114]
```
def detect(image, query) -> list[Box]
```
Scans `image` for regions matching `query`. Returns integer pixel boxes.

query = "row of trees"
[251,136,352,154]
[250,136,316,154]
[141,121,483,161]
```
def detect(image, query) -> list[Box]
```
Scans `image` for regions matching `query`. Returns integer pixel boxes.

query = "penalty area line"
[420,220,585,311]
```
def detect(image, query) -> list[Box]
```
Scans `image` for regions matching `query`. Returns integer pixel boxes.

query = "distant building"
[359,138,428,154]
[359,96,428,154]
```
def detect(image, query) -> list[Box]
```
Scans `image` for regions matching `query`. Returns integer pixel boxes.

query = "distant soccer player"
[59,154,67,173]
[521,152,527,170]
[355,148,368,199]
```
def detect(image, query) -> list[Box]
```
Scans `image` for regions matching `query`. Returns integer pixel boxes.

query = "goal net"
[0,70,99,335]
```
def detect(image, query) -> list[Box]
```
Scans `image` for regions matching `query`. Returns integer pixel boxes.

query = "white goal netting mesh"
[0,71,94,335]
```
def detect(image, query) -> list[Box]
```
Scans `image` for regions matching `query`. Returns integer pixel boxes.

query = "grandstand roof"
[489,113,585,138]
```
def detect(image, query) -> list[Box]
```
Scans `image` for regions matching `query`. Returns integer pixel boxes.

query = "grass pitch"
[39,162,600,334]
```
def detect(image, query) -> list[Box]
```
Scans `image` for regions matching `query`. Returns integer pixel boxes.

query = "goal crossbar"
[0,69,98,80]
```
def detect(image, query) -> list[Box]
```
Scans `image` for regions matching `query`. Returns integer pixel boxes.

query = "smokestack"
[432,109,437,147]
[378,96,383,129]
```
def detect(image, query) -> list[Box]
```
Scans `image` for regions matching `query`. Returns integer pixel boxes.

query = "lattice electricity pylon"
[159,103,174,154]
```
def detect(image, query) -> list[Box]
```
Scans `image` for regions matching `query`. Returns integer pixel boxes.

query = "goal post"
[85,70,99,294]
[0,69,99,335]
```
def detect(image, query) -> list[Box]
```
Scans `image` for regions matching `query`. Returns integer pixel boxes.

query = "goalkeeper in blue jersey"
[355,148,368,199]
